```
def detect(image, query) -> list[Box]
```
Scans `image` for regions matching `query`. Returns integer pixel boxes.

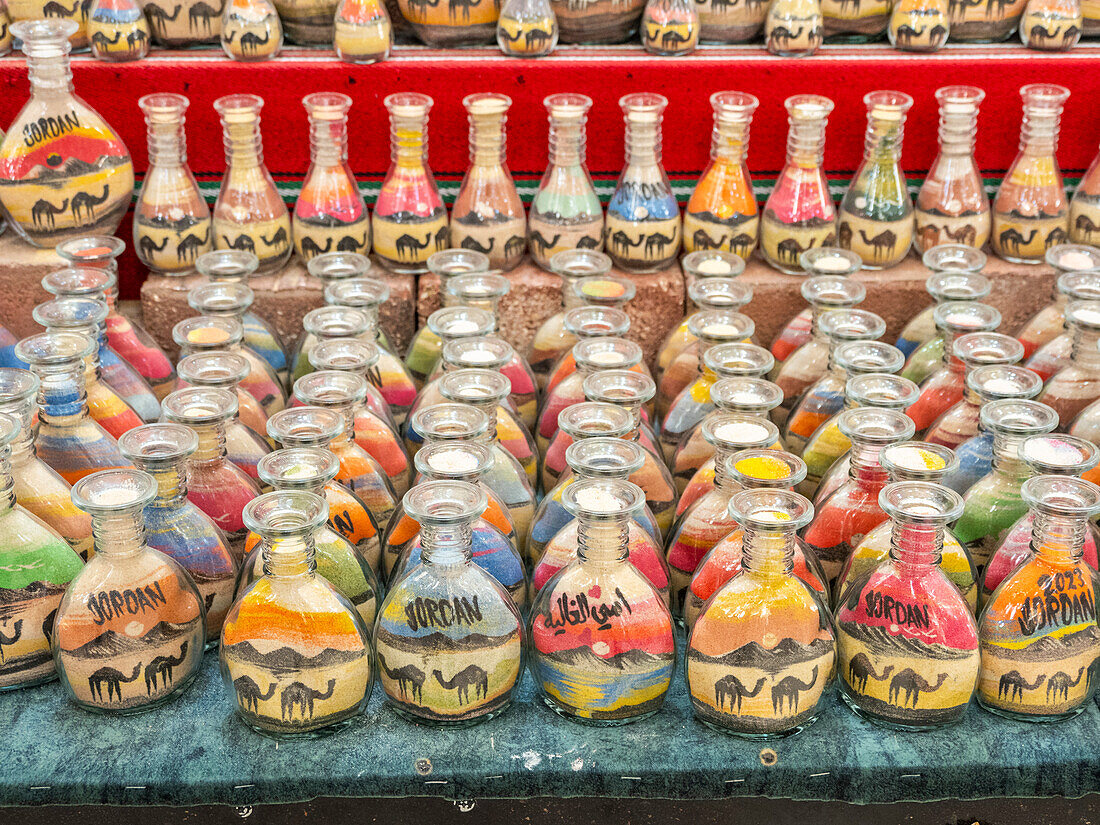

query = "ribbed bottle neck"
[146,112,187,168]
[90,510,146,559]
[309,110,348,168]
[548,111,586,167]
[888,521,942,575]
[740,528,793,582]
[1031,510,1087,565]
[420,520,474,565]
[576,514,630,564]
[261,534,318,578]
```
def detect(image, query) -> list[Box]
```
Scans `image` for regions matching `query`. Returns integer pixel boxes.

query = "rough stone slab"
[417,258,687,371]
[0,234,67,338]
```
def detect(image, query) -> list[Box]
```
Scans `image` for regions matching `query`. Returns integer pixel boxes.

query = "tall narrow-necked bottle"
[896,250,989,361]
[1071,139,1100,244]
[915,87,991,254]
[528,95,603,268]
[991,84,1070,264]
[1037,300,1100,428]
[0,20,134,247]
[212,94,292,275]
[606,93,681,273]
[1025,269,1100,381]
[659,262,750,381]
[838,91,914,270]
[294,93,371,262]
[374,93,448,274]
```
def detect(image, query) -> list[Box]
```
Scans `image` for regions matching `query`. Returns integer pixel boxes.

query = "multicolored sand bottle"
[390,442,526,609]
[239,448,381,626]
[530,477,674,724]
[1019,266,1100,365]
[991,85,1071,264]
[528,250,614,385]
[33,298,148,438]
[838,92,914,270]
[947,0,1025,38]
[212,94,292,275]
[0,368,92,561]
[765,0,823,54]
[451,94,526,271]
[529,95,602,266]
[308,337,401,434]
[641,0,698,53]
[87,0,149,61]
[405,305,494,393]
[897,253,989,361]
[118,423,238,647]
[836,480,978,728]
[540,399,634,493]
[294,305,374,390]
[294,93,371,261]
[761,96,837,274]
[821,0,889,38]
[375,480,524,727]
[770,270,863,386]
[265,406,383,575]
[834,441,976,609]
[1038,301,1100,428]
[334,0,392,63]
[802,408,915,582]
[924,364,1042,455]
[688,487,834,737]
[545,304,633,395]
[162,387,260,561]
[497,0,557,54]
[140,0,220,45]
[532,437,666,593]
[914,88,990,253]
[188,280,288,389]
[605,93,681,273]
[1027,276,1100,383]
[174,315,287,417]
[221,0,282,60]
[54,468,205,713]
[0,411,84,690]
[14,332,130,485]
[980,434,1100,608]
[374,93,448,274]
[887,0,948,49]
[323,273,397,355]
[0,20,134,248]
[782,325,897,457]
[293,371,399,531]
[222,489,372,738]
[657,277,752,389]
[683,450,823,630]
[0,3,10,55]
[1020,0,1082,47]
[978,475,1100,721]
[1071,135,1100,243]
[681,96,759,243]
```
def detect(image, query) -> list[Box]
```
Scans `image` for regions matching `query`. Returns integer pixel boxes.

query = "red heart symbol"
[588,585,601,599]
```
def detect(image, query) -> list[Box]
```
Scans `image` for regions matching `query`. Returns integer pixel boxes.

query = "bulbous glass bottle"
[659,265,751,381]
[334,0,392,63]
[887,0,948,50]
[545,304,634,395]
[924,361,1041,452]
[641,0,699,53]
[404,306,494,390]
[294,290,378,388]
[766,0,823,54]
[1037,300,1100,428]
[770,263,862,383]
[88,0,149,62]
[188,281,288,390]
[1024,271,1100,382]
[540,399,634,494]
[1020,0,1082,48]
[322,274,399,368]
[497,0,557,53]
[1019,266,1100,367]
[220,0,283,61]
[896,251,989,361]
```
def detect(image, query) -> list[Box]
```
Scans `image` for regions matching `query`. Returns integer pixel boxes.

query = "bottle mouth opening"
[119,423,198,464]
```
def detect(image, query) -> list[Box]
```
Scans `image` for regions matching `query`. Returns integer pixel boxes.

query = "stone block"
[0,234,66,338]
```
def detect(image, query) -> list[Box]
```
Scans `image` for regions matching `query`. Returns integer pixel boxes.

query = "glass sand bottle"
[188,281,288,390]
[540,399,636,493]
[1020,0,1082,48]
[334,0,392,63]
[497,0,557,54]
[641,0,698,53]
[220,0,283,61]
[544,303,634,395]
[770,269,863,384]
[293,303,375,389]
[887,0,948,50]
[924,364,1042,454]
[1019,267,1100,366]
[658,269,752,383]
[404,305,494,390]
[1024,272,1100,381]
[1038,300,1100,428]
[307,337,401,435]
[765,0,823,54]
[896,251,989,361]
[1071,141,1100,245]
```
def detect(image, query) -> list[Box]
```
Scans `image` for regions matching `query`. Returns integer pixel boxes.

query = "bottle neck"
[624,114,661,169]
[309,111,348,169]
[190,421,229,462]
[391,111,429,169]
[466,400,498,440]
[261,533,318,579]
[809,306,830,340]
[90,510,146,559]
[1032,510,1087,565]
[711,113,749,165]
[864,114,904,163]
[937,103,978,158]
[469,111,506,169]
[548,112,586,168]
[786,117,827,168]
[331,405,357,449]
[222,114,264,170]
[37,363,89,424]
[149,463,188,508]
[147,113,186,168]
[420,520,474,565]
[849,441,890,487]
[713,444,737,491]
[576,513,630,565]
[1070,326,1100,371]
[990,432,1029,478]
[0,447,15,513]
[26,49,74,97]
[888,521,942,576]
[0,399,37,463]
[740,527,793,582]
[1019,105,1062,157]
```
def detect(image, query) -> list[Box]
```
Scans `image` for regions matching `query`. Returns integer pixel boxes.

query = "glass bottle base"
[839,689,967,731]
[240,713,360,740]
[0,671,59,692]
[694,713,818,740]
[540,694,660,726]
[392,700,513,728]
[976,696,1085,724]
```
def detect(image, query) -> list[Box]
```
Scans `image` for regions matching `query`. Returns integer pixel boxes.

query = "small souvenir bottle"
[641,0,698,53]
[771,269,864,387]
[925,365,1042,455]
[173,316,287,417]
[1025,271,1100,381]
[532,437,667,594]
[528,95,603,267]
[531,478,674,723]
[265,406,383,575]
[334,0,392,63]
[497,0,557,53]
[222,489,373,737]
[838,92,914,270]
[887,0,948,50]
[834,442,977,609]
[212,95,292,274]
[175,353,271,483]
[0,368,93,560]
[162,387,261,560]
[802,408,915,582]
[374,94,448,275]
[42,257,177,404]
[307,337,401,434]
[404,306,495,391]
[220,0,282,60]
[54,468,205,713]
[897,252,989,361]
[1071,397,1100,449]
[87,0,149,61]
[1037,301,1100,428]
[980,434,1100,607]
[761,96,837,274]
[1071,141,1100,244]
[991,85,1071,264]
[306,248,373,293]
[765,0,823,55]
[1019,267,1100,364]
[952,400,1060,567]
[32,298,148,437]
[294,93,371,261]
[390,442,526,608]
[606,94,681,273]
[1020,0,1082,47]
[545,304,634,395]
[323,273,399,354]
[688,487,834,737]
[14,333,131,485]
[658,276,752,386]
[293,372,399,530]
[142,0,220,45]
[540,399,635,492]
[0,411,84,690]
[118,424,238,646]
[293,304,375,388]
[914,88,991,253]
[239,449,381,626]
[528,250,614,385]
[821,0,889,38]
[836,481,978,728]
[134,94,213,275]
[0,20,134,248]
[978,476,1100,720]
[375,481,524,726]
